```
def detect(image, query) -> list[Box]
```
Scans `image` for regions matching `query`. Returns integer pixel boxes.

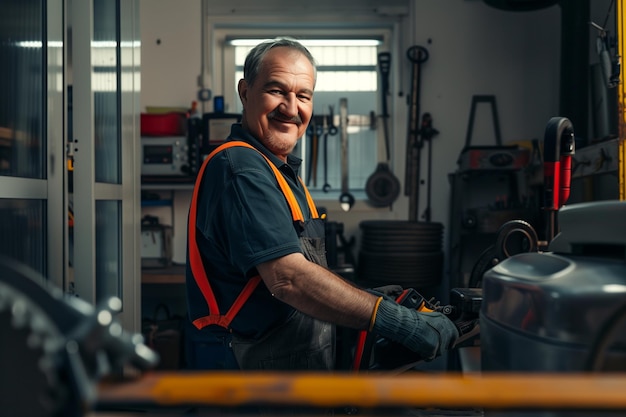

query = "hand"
[372,298,459,360]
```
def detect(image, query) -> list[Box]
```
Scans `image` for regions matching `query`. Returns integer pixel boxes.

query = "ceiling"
[201,0,410,16]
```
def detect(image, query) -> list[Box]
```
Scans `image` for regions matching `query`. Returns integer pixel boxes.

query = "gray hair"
[243,37,317,87]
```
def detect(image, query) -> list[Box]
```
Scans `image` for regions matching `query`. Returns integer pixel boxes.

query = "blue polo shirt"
[186,124,315,338]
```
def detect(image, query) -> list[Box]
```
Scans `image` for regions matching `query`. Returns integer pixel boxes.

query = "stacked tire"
[357,220,444,289]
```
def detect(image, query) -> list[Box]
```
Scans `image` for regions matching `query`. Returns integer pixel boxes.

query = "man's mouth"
[268,111,302,126]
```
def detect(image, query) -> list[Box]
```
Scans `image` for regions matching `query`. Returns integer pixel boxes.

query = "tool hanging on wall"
[365,52,401,207]
[594,0,620,89]
[338,98,355,211]
[306,118,320,187]
[590,18,620,89]
[405,45,429,221]
[322,105,338,193]
[419,113,439,222]
[542,116,575,241]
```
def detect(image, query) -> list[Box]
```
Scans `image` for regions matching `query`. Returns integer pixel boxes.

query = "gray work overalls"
[188,141,335,371]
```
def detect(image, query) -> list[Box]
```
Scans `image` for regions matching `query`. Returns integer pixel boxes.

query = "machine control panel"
[141,136,195,176]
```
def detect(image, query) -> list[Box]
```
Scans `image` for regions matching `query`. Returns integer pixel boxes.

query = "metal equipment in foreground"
[481,199,626,373]
[0,255,158,417]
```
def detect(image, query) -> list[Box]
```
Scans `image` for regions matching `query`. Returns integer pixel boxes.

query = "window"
[232,39,379,92]
[223,36,389,200]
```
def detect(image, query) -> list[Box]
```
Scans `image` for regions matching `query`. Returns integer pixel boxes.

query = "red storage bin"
[141,112,186,136]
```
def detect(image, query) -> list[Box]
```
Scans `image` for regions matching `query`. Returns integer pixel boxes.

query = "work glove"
[367,284,403,299]
[371,298,459,361]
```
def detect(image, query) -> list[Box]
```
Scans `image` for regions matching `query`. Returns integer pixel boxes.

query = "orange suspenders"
[188,141,319,330]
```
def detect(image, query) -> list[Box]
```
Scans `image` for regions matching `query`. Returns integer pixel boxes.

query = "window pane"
[317,71,377,92]
[0,0,46,179]
[0,198,46,276]
[96,200,121,302]
[93,0,121,184]
[308,45,377,66]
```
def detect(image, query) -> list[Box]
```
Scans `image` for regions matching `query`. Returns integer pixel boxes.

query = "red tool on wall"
[542,116,575,242]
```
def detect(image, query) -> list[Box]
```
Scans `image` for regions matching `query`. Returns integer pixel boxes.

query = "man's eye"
[269,89,284,95]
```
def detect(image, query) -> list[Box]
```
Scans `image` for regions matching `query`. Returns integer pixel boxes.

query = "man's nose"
[279,92,298,117]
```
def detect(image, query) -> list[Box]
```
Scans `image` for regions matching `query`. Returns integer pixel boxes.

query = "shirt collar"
[228,124,302,180]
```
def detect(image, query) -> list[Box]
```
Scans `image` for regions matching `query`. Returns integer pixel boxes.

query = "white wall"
[140,0,564,273]
[139,0,201,263]
[140,0,202,110]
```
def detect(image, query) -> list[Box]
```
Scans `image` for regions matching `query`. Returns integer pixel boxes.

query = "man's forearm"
[258,253,378,329]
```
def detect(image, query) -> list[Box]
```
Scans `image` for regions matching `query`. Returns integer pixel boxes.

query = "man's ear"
[237,79,248,106]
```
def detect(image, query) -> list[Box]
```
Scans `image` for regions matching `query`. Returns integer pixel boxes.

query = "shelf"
[571,138,621,179]
[142,265,185,284]
[141,183,194,191]
[141,199,173,207]
[141,175,196,191]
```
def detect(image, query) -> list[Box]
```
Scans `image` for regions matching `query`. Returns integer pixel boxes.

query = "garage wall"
[140,0,201,109]
[404,1,561,265]
[139,0,595,281]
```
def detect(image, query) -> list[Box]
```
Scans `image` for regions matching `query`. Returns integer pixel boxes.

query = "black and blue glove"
[371,297,459,361]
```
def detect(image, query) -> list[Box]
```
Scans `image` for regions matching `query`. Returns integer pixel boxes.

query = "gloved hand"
[367,284,403,299]
[371,298,459,361]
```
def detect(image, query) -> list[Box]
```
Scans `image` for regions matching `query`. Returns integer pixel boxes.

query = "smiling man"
[185,37,459,371]
[238,45,313,159]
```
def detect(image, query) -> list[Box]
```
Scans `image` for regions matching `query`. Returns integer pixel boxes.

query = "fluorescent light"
[14,41,139,48]
[301,39,381,46]
[602,284,626,293]
[228,38,382,47]
[15,41,63,48]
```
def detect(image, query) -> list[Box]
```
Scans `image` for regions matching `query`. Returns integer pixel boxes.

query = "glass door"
[70,0,141,331]
[0,0,65,287]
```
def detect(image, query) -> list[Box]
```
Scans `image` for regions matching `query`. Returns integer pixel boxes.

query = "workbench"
[94,371,626,416]
[142,265,186,284]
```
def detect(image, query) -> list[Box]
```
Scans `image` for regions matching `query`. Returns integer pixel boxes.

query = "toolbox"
[457,145,530,171]
[141,112,186,136]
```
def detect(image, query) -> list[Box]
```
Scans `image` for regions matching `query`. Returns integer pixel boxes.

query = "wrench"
[322,112,331,192]
[338,98,355,211]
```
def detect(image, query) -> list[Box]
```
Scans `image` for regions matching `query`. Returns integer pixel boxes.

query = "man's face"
[238,47,315,160]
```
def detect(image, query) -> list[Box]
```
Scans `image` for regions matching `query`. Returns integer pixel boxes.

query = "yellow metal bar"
[98,372,626,411]
[618,138,626,201]
[618,0,626,200]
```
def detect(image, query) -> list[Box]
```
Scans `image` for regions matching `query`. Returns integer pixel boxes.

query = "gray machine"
[481,200,626,372]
